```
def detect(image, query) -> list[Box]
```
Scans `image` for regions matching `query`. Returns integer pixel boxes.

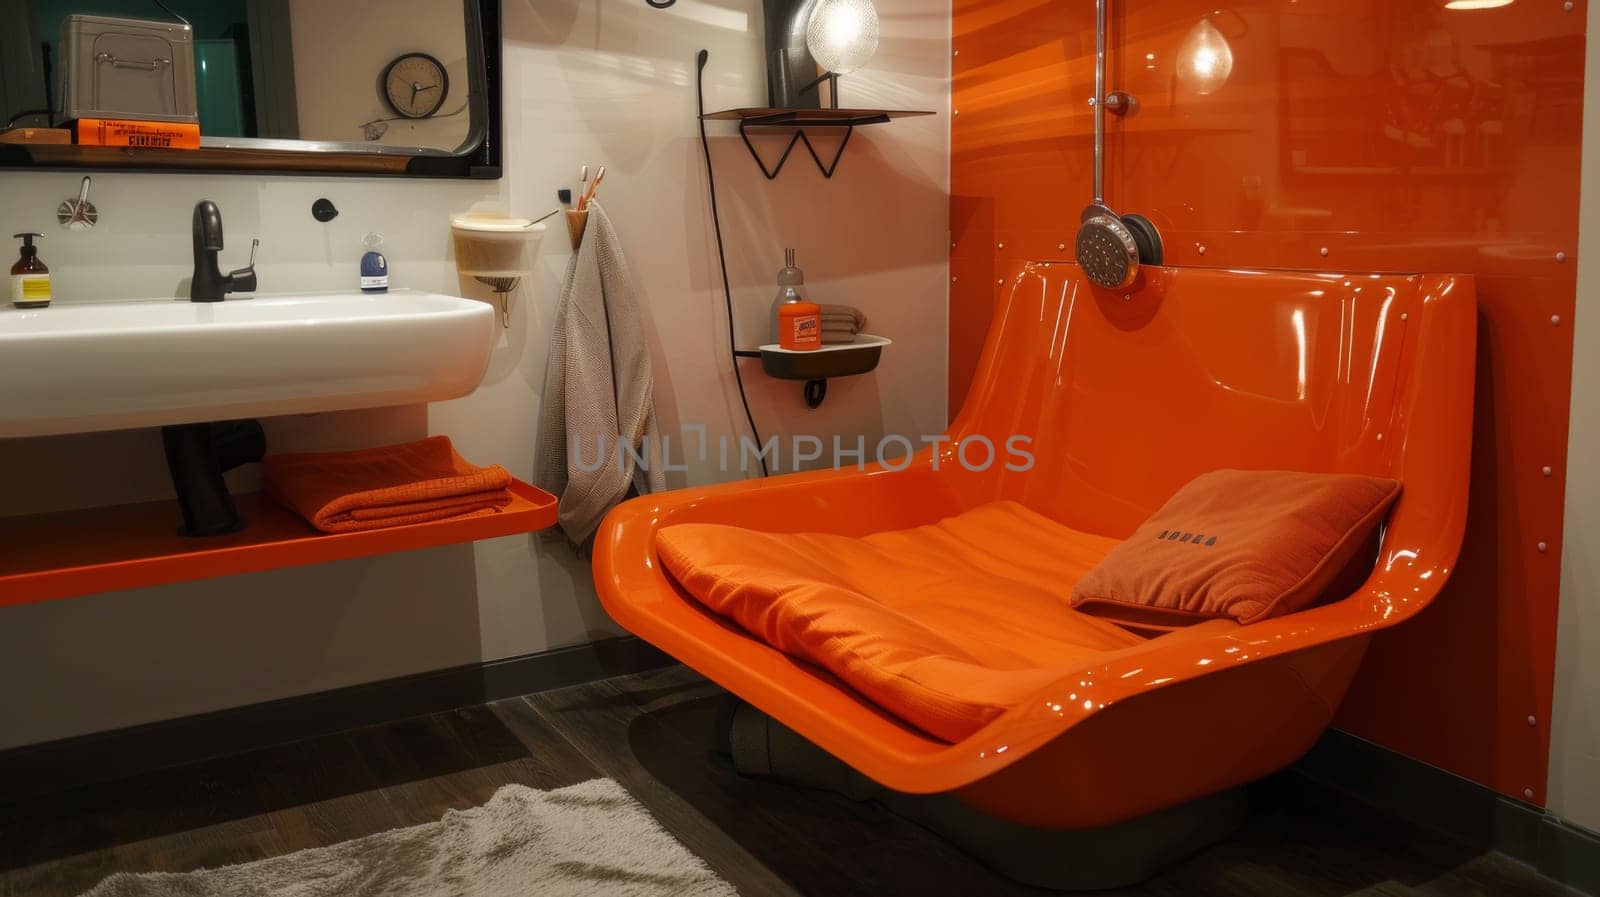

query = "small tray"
[758,335,890,381]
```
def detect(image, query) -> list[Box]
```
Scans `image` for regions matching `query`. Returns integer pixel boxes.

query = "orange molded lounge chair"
[593,263,1475,836]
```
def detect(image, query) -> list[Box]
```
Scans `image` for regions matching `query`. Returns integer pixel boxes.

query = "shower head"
[1074,0,1162,291]
[1075,0,1138,289]
[1077,207,1140,290]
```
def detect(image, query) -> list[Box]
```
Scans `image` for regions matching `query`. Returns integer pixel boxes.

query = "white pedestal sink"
[0,291,495,438]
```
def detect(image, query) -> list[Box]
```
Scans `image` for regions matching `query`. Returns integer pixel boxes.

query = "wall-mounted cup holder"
[450,212,547,328]
[565,209,590,251]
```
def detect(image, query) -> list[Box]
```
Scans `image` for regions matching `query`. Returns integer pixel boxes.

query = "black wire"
[358,100,470,139]
[696,49,769,479]
[150,0,191,28]
[5,109,49,128]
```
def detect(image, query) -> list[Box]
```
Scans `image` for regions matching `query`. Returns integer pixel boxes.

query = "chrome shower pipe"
[1074,0,1160,291]
[1093,0,1107,206]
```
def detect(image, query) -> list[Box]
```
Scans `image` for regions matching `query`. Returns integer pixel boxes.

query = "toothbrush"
[580,166,606,210]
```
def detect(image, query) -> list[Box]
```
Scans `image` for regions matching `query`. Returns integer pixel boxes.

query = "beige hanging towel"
[535,201,667,547]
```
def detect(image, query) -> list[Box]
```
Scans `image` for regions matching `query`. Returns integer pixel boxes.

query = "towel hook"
[57,176,98,231]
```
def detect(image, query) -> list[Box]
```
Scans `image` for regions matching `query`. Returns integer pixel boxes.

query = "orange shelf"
[0,480,558,608]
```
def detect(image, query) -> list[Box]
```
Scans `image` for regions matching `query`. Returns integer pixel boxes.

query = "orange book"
[74,118,200,150]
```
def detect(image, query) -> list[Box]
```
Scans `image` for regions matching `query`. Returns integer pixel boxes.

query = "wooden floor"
[0,665,1580,897]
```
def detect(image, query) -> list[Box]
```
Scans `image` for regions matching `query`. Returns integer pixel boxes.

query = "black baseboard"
[0,636,673,803]
[1296,729,1600,897]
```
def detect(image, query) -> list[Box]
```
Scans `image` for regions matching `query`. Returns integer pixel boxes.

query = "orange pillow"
[1070,469,1401,626]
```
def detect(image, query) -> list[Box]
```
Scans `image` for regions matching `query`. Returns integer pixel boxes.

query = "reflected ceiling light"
[806,0,880,75]
[1444,0,1514,8]
[1177,18,1234,95]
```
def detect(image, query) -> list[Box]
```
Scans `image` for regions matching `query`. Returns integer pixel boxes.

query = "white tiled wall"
[0,0,950,749]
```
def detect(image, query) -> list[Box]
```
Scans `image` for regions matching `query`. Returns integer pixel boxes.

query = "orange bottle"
[779,300,822,350]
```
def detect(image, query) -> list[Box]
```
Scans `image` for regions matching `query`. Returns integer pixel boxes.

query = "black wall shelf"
[701,107,934,179]
[735,337,891,408]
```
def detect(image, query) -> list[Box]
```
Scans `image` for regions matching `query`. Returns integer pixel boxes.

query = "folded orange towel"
[262,436,514,534]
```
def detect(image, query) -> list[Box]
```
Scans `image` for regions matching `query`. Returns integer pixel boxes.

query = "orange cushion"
[1070,469,1401,627]
[655,502,1154,742]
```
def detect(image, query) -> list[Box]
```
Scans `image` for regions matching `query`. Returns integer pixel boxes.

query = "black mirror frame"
[0,0,502,180]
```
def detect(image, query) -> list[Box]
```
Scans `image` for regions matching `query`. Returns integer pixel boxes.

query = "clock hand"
[410,81,421,107]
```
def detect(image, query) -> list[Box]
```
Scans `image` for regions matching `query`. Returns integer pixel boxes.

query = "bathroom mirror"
[0,0,500,178]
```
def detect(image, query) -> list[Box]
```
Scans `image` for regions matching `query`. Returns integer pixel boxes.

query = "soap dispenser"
[360,232,388,293]
[771,249,821,351]
[771,248,809,343]
[10,232,51,308]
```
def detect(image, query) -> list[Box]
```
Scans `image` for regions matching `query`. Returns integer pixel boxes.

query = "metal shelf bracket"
[738,121,858,180]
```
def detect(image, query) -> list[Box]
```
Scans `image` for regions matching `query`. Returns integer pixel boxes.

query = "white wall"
[289,0,473,150]
[0,0,949,749]
[1549,5,1600,836]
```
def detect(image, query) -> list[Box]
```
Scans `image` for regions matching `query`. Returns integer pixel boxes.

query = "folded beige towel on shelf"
[819,304,867,330]
[812,304,867,344]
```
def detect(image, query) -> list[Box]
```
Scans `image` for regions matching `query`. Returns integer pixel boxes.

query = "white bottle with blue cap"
[360,232,388,293]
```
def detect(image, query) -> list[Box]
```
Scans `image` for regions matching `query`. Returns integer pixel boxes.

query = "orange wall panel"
[951,0,1583,803]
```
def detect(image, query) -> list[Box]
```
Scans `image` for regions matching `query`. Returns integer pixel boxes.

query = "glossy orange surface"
[952,0,1581,804]
[594,264,1476,828]
[0,480,558,606]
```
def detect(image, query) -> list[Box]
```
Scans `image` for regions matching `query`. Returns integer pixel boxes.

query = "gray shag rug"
[81,779,737,897]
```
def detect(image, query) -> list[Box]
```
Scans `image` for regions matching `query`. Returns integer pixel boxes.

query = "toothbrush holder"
[565,209,590,252]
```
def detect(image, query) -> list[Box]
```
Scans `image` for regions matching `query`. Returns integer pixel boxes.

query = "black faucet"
[191,200,258,302]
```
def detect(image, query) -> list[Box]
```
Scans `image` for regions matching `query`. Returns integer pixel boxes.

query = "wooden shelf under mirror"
[1,142,415,175]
